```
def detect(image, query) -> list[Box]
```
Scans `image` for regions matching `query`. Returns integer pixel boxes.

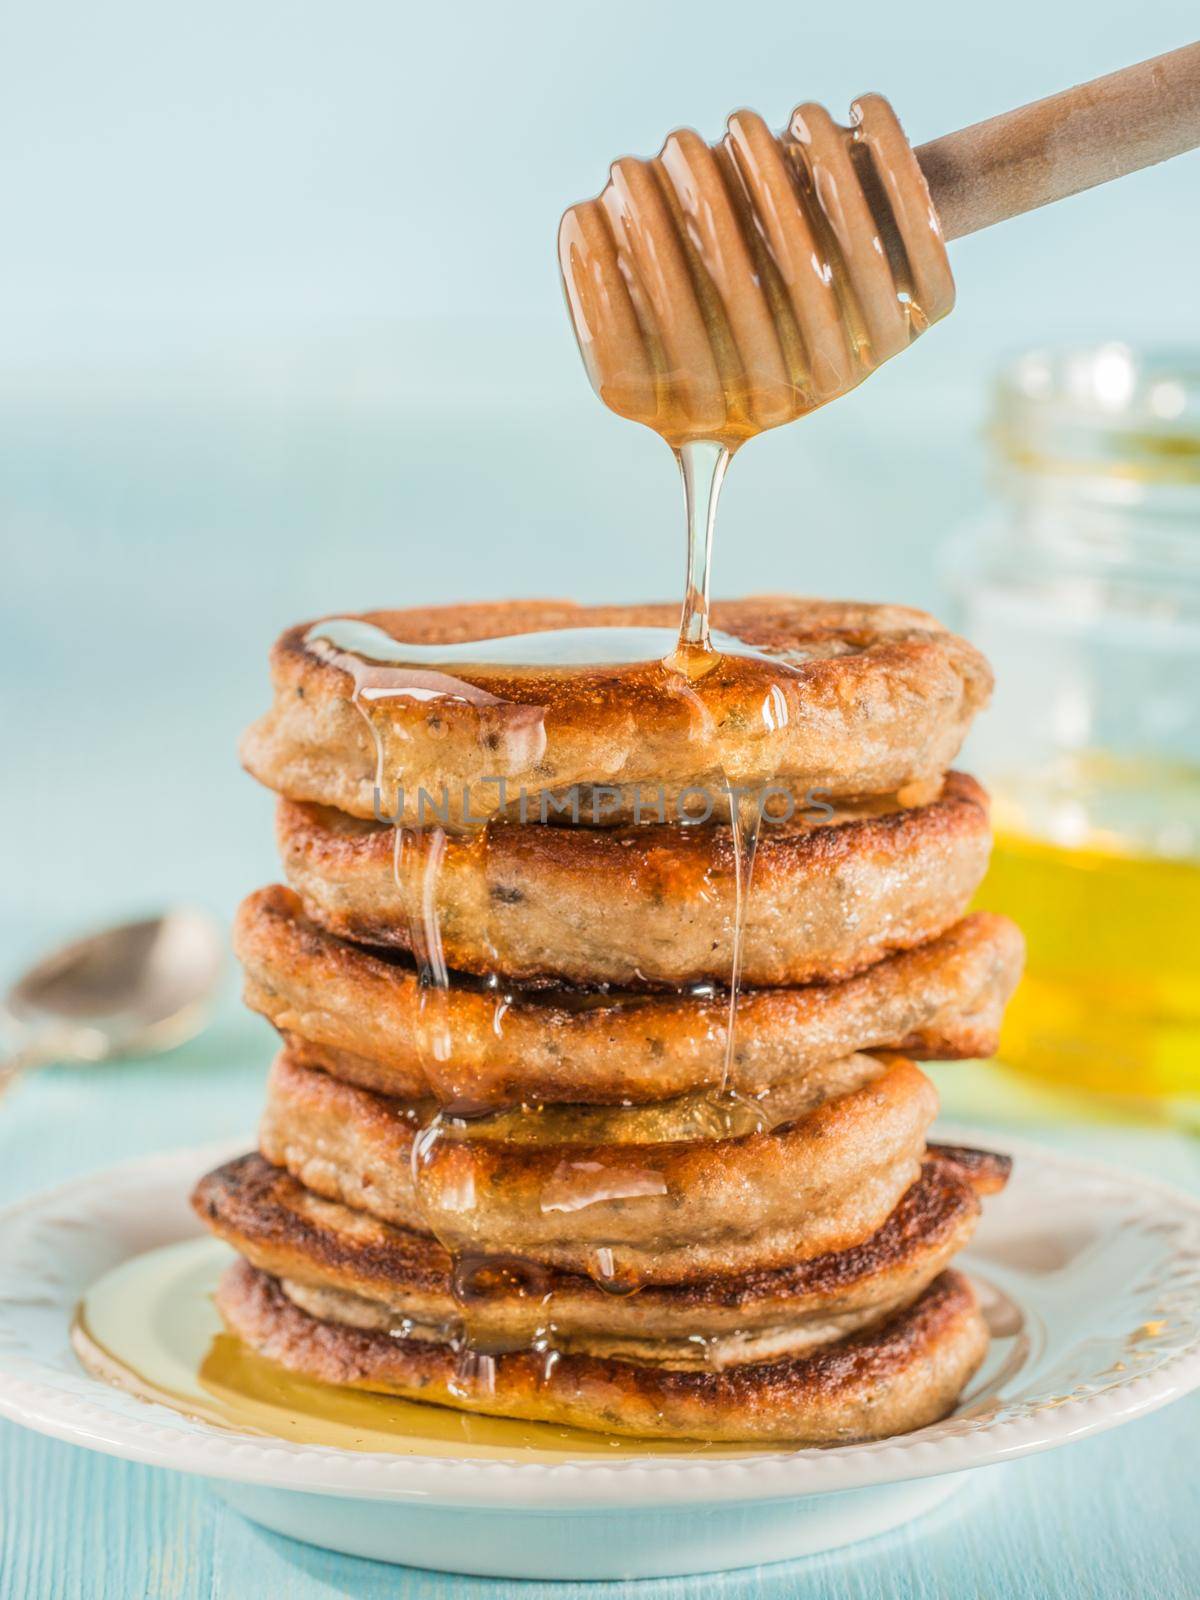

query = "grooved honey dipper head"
[558,93,955,448]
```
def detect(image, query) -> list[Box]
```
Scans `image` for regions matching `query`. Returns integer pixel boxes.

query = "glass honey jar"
[946,344,1200,1100]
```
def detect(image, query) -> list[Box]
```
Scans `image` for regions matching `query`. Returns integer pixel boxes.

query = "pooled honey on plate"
[72,1238,761,1459]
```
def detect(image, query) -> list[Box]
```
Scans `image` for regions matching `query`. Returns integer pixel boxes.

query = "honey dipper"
[559,41,1200,446]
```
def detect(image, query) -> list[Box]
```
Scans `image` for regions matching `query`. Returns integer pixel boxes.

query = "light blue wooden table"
[0,1029,1196,1600]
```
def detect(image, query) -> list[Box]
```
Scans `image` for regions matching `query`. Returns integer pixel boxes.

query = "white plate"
[0,1131,1198,1580]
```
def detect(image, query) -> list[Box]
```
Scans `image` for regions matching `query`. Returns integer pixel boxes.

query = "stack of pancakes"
[194,599,1022,1444]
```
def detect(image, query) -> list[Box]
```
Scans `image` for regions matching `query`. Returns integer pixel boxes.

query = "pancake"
[193,1147,1010,1369]
[276,771,991,987]
[237,886,1023,1105]
[216,1260,988,1442]
[240,598,992,827]
[258,1050,937,1284]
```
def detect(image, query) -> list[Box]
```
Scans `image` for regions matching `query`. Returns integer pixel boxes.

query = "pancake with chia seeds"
[258,1049,939,1285]
[236,886,1022,1106]
[240,598,992,828]
[276,772,991,988]
[193,1146,1009,1369]
[215,1259,989,1443]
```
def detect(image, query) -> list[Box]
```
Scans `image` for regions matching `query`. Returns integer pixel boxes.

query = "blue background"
[1,3,1199,1594]
[3,0,1199,942]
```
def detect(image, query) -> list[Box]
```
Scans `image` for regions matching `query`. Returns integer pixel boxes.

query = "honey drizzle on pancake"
[306,648,532,1392]
[301,605,798,1377]
[724,783,764,1098]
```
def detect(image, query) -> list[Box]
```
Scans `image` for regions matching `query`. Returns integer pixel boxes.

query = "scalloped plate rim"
[0,1128,1197,1510]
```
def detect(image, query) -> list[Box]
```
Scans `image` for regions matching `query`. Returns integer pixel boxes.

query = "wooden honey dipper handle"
[916,41,1200,241]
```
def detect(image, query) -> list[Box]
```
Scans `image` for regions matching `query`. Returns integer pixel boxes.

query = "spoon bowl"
[2,909,225,1082]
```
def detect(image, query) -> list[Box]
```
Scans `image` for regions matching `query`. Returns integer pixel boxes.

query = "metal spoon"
[0,908,225,1094]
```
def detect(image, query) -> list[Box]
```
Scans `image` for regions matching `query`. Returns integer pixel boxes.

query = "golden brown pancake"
[237,886,1023,1106]
[193,1148,1009,1369]
[258,1050,937,1284]
[276,772,991,988]
[216,1260,988,1443]
[240,599,992,826]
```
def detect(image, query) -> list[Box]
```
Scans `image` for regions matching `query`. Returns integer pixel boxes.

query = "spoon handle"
[0,1035,68,1096]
